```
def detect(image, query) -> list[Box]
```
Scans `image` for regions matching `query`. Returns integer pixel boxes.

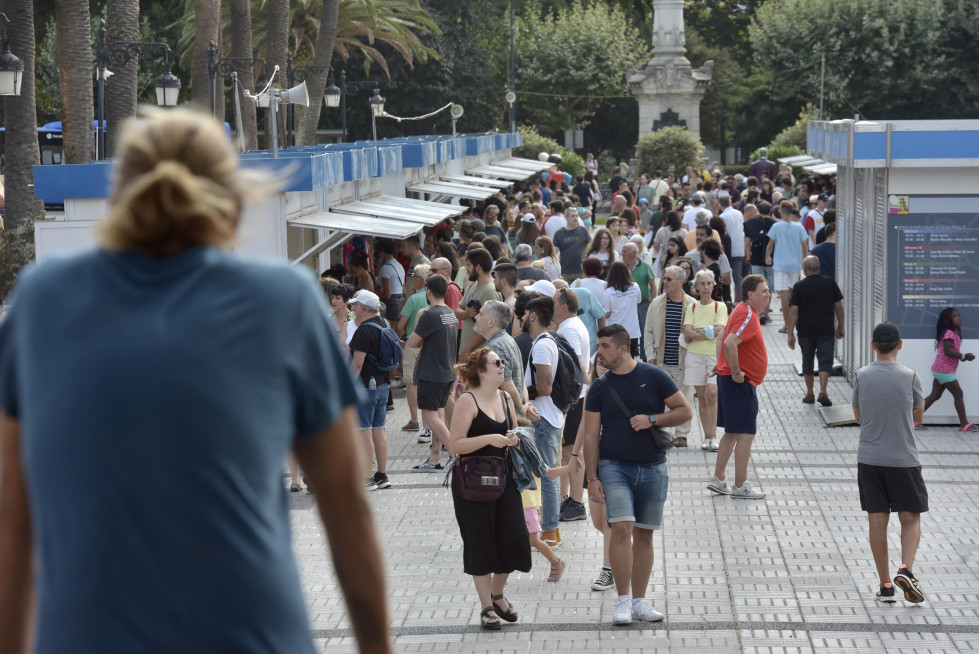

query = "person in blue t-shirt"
[0,110,393,654]
[582,325,692,626]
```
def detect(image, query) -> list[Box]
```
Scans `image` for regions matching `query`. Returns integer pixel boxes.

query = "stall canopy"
[779,154,838,175]
[466,164,534,181]
[407,179,499,202]
[493,157,549,171]
[439,174,510,189]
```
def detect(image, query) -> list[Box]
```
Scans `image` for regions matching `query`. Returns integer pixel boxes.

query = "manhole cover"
[817,404,857,426]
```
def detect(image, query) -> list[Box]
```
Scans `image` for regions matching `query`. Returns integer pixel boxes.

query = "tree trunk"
[229,0,257,151]
[264,0,289,149]
[214,18,225,123]
[104,0,139,157]
[191,0,220,111]
[0,0,44,231]
[55,1,94,163]
[299,0,340,146]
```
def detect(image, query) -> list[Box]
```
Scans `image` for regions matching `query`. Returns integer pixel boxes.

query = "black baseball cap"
[872,321,901,345]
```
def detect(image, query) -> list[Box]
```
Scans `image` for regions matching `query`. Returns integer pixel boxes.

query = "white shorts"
[774,270,800,292]
[684,352,718,387]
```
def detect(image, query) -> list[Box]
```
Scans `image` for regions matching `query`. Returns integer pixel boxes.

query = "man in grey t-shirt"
[852,322,927,605]
[552,210,590,282]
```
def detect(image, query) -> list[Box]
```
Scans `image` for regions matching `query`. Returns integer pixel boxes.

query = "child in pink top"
[921,308,976,431]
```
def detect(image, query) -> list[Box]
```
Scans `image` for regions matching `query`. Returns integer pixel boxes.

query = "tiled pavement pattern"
[291,311,979,653]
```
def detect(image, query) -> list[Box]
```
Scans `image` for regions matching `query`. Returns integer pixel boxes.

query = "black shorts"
[417,380,454,412]
[563,398,584,447]
[798,335,834,375]
[858,463,929,514]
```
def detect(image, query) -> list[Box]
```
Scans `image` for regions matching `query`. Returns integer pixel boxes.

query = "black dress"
[451,391,532,576]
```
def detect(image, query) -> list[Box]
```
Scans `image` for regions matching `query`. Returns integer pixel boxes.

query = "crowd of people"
[0,108,957,654]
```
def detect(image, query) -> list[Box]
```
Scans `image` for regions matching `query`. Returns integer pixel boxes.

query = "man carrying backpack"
[523,295,582,548]
[349,290,403,491]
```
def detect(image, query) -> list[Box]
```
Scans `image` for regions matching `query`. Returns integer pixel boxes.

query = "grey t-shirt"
[414,304,458,383]
[552,226,591,274]
[853,361,924,467]
[485,329,525,397]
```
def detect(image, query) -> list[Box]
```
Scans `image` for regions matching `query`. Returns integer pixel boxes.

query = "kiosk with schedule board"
[807,119,979,426]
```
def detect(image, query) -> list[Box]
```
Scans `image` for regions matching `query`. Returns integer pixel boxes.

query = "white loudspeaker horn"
[280,81,309,107]
[450,103,464,118]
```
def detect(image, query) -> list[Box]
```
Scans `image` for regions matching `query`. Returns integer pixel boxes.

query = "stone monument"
[627,0,712,139]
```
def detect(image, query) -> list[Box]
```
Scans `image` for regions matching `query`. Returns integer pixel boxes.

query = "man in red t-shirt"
[707,274,771,499]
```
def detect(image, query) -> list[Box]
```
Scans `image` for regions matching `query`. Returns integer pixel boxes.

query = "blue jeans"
[751,265,775,298]
[599,459,669,530]
[534,417,564,531]
[357,384,389,429]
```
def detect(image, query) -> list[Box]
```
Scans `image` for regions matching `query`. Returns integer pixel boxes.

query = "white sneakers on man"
[632,599,665,622]
[730,481,766,499]
[613,597,633,625]
[613,597,665,624]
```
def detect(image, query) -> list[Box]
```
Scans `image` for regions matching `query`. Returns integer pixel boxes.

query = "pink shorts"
[524,507,541,535]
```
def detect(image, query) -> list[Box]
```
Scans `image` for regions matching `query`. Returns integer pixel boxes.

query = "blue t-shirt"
[0,247,360,653]
[767,220,809,272]
[584,362,679,465]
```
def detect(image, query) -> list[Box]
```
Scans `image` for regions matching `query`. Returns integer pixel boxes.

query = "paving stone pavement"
[290,310,979,653]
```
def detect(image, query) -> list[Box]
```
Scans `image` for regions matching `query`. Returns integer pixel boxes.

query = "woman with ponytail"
[0,110,393,653]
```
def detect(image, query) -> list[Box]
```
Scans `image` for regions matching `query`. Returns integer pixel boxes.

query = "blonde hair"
[100,108,260,258]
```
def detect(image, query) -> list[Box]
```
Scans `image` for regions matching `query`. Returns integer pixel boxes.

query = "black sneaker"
[559,499,587,521]
[560,496,571,513]
[875,584,896,604]
[371,472,392,490]
[894,568,924,603]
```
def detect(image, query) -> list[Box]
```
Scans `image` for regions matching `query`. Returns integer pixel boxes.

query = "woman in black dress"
[449,347,531,630]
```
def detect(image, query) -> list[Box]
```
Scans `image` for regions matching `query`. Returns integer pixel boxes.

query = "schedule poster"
[887,199,979,340]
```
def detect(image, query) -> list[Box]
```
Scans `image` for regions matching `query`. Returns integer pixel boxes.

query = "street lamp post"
[95,19,179,160]
[207,41,265,118]
[369,88,385,142]
[285,52,342,146]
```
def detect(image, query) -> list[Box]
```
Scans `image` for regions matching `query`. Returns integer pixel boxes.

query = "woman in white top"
[534,235,562,281]
[583,227,617,278]
[572,257,608,298]
[607,217,629,254]
[601,261,642,356]
[652,209,686,259]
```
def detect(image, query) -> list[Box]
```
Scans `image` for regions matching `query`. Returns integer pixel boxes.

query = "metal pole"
[819,53,825,120]
[96,20,106,160]
[270,95,279,158]
[208,41,217,117]
[452,117,457,137]
[340,68,347,142]
[371,110,377,142]
[509,0,516,133]
[286,52,293,147]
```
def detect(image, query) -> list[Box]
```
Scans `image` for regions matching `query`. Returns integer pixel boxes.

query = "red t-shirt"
[716,302,768,386]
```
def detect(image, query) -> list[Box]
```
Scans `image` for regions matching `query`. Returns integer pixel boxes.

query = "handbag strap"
[600,371,634,421]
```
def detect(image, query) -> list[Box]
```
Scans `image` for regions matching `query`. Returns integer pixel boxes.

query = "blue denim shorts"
[357,384,389,429]
[599,459,669,530]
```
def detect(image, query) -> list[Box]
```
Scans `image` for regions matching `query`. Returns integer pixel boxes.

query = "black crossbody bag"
[601,372,676,451]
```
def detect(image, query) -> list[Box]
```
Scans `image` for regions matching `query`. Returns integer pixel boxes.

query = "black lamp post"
[207,41,266,117]
[0,13,23,96]
[284,52,341,146]
[369,88,385,142]
[95,19,179,160]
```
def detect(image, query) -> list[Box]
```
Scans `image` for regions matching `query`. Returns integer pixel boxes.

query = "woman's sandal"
[480,606,502,630]
[962,423,979,432]
[491,594,518,622]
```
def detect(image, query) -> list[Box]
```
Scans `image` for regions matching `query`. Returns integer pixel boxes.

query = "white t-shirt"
[524,334,565,428]
[601,283,642,337]
[806,209,825,249]
[378,258,405,295]
[573,276,607,298]
[557,316,591,376]
[682,206,702,231]
[720,207,745,257]
[543,214,567,239]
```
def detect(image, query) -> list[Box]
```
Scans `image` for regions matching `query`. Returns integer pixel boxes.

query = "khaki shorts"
[774,270,800,292]
[684,351,717,387]
[403,344,420,383]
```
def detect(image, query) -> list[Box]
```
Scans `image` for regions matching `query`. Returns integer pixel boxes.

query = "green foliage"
[34,17,60,124]
[769,104,819,151]
[558,151,584,178]
[635,127,704,177]
[513,126,561,160]
[684,0,763,63]
[685,27,743,155]
[514,0,649,135]
[595,150,617,182]
[0,221,37,302]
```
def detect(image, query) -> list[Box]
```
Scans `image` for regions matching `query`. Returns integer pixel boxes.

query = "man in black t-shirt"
[786,256,845,407]
[742,201,776,322]
[349,290,393,491]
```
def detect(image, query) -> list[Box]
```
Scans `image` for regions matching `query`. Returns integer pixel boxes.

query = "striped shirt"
[663,299,684,366]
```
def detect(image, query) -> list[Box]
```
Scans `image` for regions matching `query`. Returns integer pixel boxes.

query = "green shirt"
[400,288,429,336]
[630,260,656,301]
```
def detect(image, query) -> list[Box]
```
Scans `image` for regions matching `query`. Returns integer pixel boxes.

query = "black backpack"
[528,331,584,413]
[362,321,404,371]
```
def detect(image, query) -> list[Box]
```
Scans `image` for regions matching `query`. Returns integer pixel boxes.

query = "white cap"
[348,289,380,310]
[528,280,556,296]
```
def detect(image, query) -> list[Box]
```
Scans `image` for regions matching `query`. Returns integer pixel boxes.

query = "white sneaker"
[613,597,633,625]
[730,481,766,499]
[701,440,711,450]
[707,476,732,495]
[632,599,665,622]
[709,439,719,451]
[416,429,432,443]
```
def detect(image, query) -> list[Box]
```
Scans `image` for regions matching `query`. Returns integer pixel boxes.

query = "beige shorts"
[403,344,420,383]
[684,351,718,387]
[774,270,800,292]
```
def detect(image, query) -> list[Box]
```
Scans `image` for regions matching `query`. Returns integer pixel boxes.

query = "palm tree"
[265,0,289,148]
[1,0,45,231]
[229,0,258,150]
[105,0,138,157]
[297,0,339,146]
[55,1,93,163]
[192,0,220,110]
